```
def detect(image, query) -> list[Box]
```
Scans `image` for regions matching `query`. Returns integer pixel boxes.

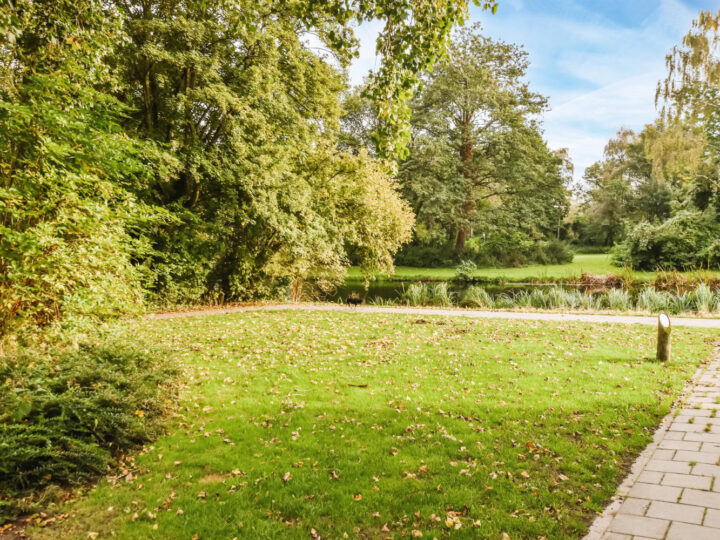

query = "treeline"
[1,0,515,338]
[574,10,720,271]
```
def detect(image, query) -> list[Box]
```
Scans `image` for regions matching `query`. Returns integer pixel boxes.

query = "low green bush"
[614,209,720,270]
[402,283,430,306]
[603,289,632,311]
[454,260,478,282]
[636,288,671,313]
[460,286,493,308]
[0,338,178,522]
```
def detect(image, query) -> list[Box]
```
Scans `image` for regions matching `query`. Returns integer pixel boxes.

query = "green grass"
[31,311,717,539]
[348,254,720,283]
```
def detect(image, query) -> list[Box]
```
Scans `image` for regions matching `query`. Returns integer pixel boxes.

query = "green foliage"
[0,0,170,338]
[2,0,487,333]
[397,24,571,260]
[114,0,416,302]
[691,283,714,312]
[454,260,478,282]
[614,209,720,270]
[459,285,493,308]
[401,282,454,306]
[636,288,671,313]
[576,12,720,268]
[602,289,632,311]
[0,338,178,521]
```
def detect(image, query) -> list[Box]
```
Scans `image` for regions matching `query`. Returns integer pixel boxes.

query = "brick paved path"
[585,353,720,539]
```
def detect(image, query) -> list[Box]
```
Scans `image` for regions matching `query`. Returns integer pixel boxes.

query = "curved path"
[150,303,720,328]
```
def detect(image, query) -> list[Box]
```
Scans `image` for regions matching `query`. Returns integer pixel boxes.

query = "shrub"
[402,283,429,306]
[531,239,574,265]
[454,260,478,282]
[428,283,453,306]
[493,293,516,309]
[460,286,493,308]
[669,291,694,314]
[529,289,550,309]
[578,292,601,310]
[0,338,178,521]
[691,283,714,313]
[545,288,577,308]
[636,288,671,312]
[614,209,720,270]
[603,289,632,311]
[512,290,532,308]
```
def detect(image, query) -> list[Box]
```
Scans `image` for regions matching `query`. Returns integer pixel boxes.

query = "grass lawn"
[347,254,720,283]
[32,311,717,539]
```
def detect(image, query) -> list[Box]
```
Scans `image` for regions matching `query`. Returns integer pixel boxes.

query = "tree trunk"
[656,312,671,362]
[455,227,468,252]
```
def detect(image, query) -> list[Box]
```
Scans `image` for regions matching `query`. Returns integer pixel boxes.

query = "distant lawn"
[33,311,716,539]
[348,254,720,283]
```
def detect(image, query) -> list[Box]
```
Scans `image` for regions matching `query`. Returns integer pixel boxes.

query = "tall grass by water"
[396,282,720,314]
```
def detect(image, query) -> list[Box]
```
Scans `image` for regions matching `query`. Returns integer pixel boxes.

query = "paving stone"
[607,514,669,538]
[674,450,720,464]
[644,459,691,474]
[676,412,720,418]
[704,508,720,528]
[670,422,717,433]
[681,488,720,509]
[652,449,675,460]
[628,483,681,503]
[691,462,720,478]
[637,471,663,484]
[618,498,650,516]
[646,501,704,524]
[661,472,712,489]
[659,440,701,451]
[599,534,631,540]
[684,432,720,443]
[700,442,720,452]
[664,431,686,440]
[666,521,720,540]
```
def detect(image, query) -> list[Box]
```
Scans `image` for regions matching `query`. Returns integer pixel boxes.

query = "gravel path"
[150,303,720,328]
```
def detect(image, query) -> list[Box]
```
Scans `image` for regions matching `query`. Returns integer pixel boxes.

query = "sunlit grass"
[347,254,719,283]
[32,311,717,539]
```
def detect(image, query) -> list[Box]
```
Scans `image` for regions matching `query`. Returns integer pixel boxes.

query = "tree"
[112,0,419,302]
[0,0,168,338]
[398,24,570,258]
[578,129,671,247]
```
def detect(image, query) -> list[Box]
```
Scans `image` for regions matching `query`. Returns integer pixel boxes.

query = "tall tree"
[399,24,569,255]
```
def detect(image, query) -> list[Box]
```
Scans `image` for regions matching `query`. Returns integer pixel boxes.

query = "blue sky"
[347,0,720,180]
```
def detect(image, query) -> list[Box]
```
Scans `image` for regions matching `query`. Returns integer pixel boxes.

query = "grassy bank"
[348,254,720,283]
[27,311,716,539]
